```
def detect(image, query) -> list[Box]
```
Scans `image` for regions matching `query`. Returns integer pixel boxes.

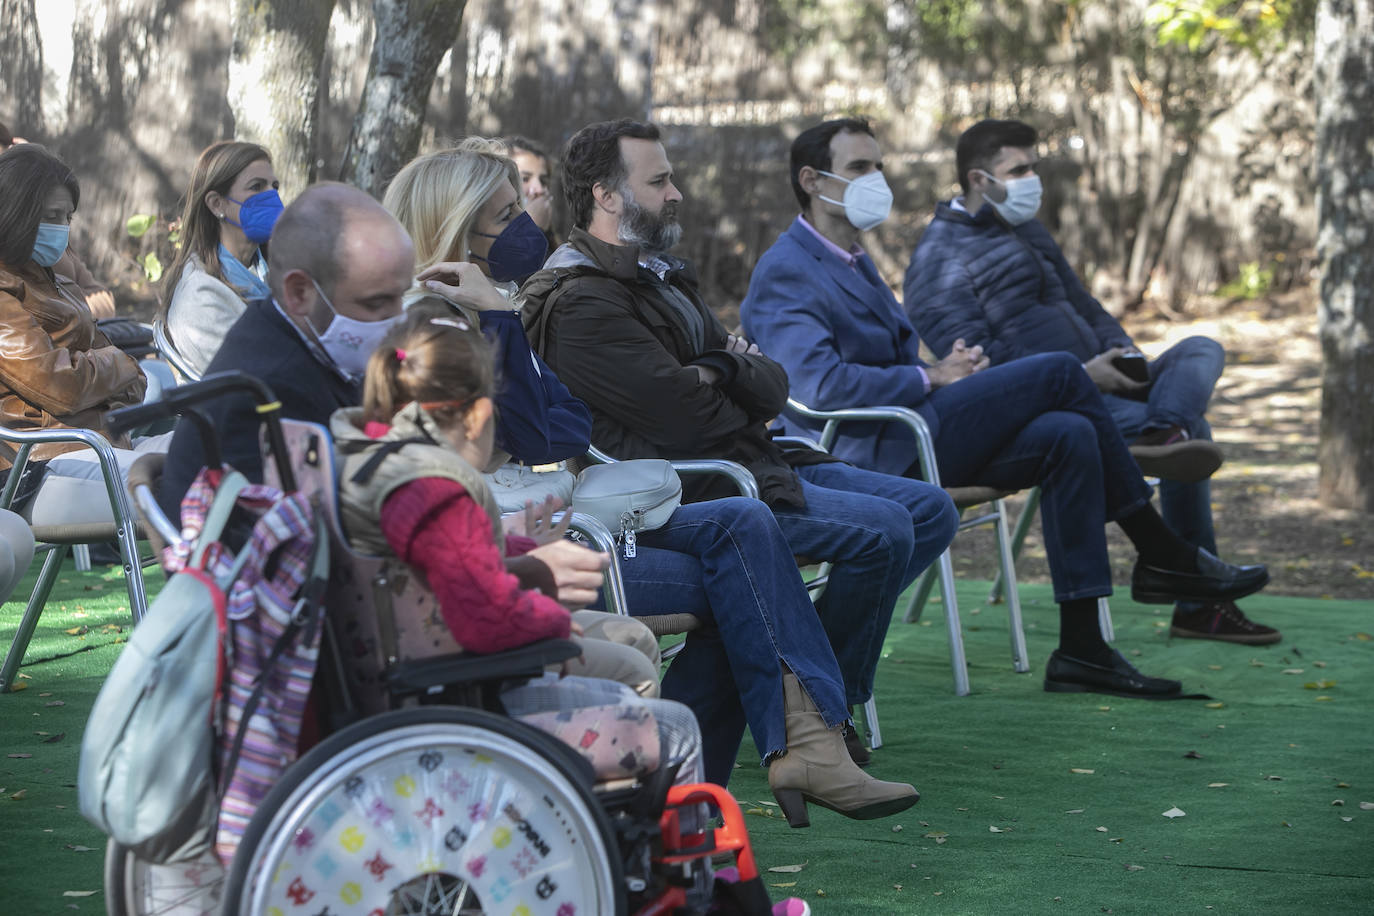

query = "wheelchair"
[99,373,772,916]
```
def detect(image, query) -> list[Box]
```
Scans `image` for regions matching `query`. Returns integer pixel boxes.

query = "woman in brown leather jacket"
[0,144,148,515]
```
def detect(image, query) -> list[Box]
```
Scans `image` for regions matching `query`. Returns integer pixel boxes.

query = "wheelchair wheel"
[223,706,626,916]
[103,839,224,915]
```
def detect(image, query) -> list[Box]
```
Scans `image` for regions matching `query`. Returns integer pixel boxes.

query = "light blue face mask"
[31,223,71,267]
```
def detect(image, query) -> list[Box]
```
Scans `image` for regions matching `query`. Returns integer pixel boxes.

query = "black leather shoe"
[842,721,871,768]
[1131,547,1269,605]
[1044,649,1183,699]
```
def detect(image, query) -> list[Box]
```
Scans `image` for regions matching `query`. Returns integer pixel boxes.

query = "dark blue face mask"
[471,211,549,282]
[224,188,284,244]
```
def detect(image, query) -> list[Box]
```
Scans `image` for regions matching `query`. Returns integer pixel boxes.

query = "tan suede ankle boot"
[768,674,919,828]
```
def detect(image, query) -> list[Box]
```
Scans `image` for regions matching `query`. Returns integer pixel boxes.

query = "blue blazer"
[740,217,939,477]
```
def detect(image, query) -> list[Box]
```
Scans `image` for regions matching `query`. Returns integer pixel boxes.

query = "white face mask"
[308,276,399,378]
[817,170,893,231]
[981,172,1043,226]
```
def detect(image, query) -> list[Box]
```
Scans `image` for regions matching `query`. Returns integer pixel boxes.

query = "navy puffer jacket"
[903,202,1131,365]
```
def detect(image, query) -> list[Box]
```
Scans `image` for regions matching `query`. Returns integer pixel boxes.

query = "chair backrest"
[152,318,203,383]
[262,419,464,715]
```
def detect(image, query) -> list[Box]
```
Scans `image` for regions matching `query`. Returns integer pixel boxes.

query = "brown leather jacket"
[0,259,146,469]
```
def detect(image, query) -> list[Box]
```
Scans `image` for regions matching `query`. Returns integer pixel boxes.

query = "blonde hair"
[383,138,521,288]
[362,299,496,428]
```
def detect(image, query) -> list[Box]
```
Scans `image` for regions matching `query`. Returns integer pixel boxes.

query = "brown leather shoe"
[1171,601,1281,645]
[1130,427,1223,483]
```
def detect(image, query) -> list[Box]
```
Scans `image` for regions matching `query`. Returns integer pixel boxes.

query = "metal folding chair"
[785,399,1031,697]
[152,318,203,383]
[0,426,149,692]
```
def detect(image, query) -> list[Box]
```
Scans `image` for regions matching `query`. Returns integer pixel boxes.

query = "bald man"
[158,183,413,515]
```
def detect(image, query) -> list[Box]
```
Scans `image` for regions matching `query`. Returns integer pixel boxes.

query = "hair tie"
[395,348,408,362]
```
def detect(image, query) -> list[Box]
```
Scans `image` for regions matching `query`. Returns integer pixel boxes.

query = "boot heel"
[772,787,810,829]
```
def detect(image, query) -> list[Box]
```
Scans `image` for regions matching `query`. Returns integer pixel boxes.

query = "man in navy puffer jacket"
[905,118,1277,647]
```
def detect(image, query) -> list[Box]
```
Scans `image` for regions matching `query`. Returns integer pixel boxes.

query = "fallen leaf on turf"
[1208,783,1229,788]
[934,837,947,844]
[1162,807,1186,818]
[1355,633,1371,641]
[816,890,827,897]
[1361,802,1374,811]
[1337,782,1350,788]
[769,863,807,873]
[1342,817,1354,822]
[770,882,796,888]
[1332,800,1345,806]
[44,700,65,707]
[1205,702,1225,709]
[1207,665,1223,671]
[6,754,31,759]
[989,826,1008,833]
[62,891,98,898]
[9,789,27,800]
[1315,696,1333,701]
[755,800,777,807]
[1249,659,1265,667]
[1266,775,1284,781]
[41,733,65,744]
[1109,837,1124,843]
[1066,808,1085,814]
[1183,751,1203,759]
[892,825,903,832]
[8,682,27,692]
[1071,768,1095,775]
[1314,661,1327,668]
[1096,826,1108,832]
[38,692,51,697]
[1124,864,1145,871]
[923,831,948,838]
[893,884,903,890]
[1303,680,1336,690]
[66,845,97,852]
[1281,668,1304,675]
[63,626,88,636]
[1097,706,1111,712]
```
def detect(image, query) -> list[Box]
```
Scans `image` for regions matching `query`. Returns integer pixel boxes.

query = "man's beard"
[617,187,682,254]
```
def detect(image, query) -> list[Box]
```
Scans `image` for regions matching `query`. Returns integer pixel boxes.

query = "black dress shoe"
[1044,649,1183,699]
[1131,547,1269,605]
[842,721,871,768]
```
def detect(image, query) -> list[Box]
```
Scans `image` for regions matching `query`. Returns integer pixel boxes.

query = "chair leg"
[992,499,1031,674]
[0,545,70,692]
[1097,597,1114,643]
[901,564,938,624]
[73,543,92,572]
[859,696,883,750]
[989,486,1041,604]
[115,521,149,625]
[931,548,971,696]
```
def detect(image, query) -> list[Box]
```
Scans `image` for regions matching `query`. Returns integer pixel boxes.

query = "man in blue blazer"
[741,118,1270,700]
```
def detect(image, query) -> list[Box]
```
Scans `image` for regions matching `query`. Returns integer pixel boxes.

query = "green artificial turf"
[2,558,1371,914]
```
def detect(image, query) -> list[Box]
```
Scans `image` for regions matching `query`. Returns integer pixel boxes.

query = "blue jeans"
[1102,335,1223,558]
[603,498,852,786]
[771,463,958,707]
[926,352,1154,602]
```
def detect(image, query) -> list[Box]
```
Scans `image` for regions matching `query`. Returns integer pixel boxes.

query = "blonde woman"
[160,141,282,377]
[384,140,588,509]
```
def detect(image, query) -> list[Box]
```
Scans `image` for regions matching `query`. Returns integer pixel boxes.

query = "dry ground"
[948,289,1374,603]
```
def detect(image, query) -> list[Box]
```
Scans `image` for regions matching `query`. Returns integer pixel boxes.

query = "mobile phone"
[1112,353,1150,384]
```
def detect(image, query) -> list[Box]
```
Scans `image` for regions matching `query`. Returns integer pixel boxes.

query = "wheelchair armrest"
[385,638,582,695]
[585,446,760,499]
[785,398,943,487]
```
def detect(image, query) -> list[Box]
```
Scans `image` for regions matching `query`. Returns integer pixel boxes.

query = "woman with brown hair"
[161,140,282,377]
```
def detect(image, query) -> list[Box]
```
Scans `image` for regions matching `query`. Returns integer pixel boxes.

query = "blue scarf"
[218,243,271,302]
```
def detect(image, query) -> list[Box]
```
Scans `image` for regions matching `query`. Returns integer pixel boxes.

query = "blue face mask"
[470,211,548,282]
[225,188,284,244]
[31,223,70,268]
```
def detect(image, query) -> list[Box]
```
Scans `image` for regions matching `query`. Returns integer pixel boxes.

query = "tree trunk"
[228,0,337,195]
[339,0,467,198]
[0,0,45,133]
[1315,0,1374,510]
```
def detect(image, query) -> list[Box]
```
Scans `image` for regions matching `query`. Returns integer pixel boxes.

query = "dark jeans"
[923,352,1154,602]
[1102,336,1225,612]
[772,462,958,706]
[608,498,852,786]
